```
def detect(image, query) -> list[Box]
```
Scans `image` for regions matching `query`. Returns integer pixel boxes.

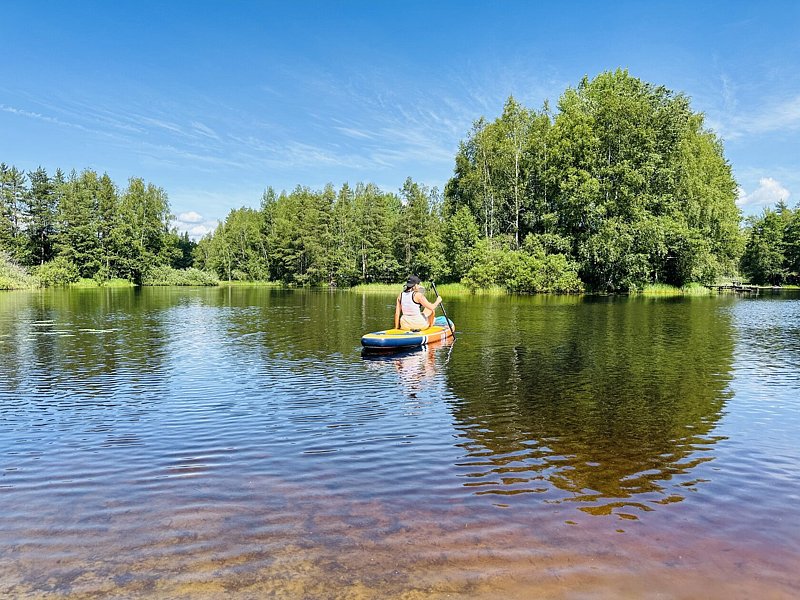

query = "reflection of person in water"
[362,336,453,398]
[393,346,438,395]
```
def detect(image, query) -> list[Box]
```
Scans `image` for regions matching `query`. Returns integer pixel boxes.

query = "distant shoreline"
[7,280,797,296]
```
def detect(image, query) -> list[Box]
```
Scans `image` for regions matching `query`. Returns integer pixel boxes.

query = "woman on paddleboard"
[395,275,442,331]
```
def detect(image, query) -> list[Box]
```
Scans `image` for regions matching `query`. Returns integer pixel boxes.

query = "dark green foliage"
[354,183,401,283]
[445,69,742,291]
[0,164,28,263]
[141,265,218,286]
[55,169,104,277]
[113,177,172,284]
[193,179,449,287]
[34,256,80,286]
[195,206,269,281]
[465,236,583,293]
[444,205,480,281]
[397,178,447,281]
[740,202,798,285]
[0,165,181,286]
[25,166,57,266]
[785,208,800,280]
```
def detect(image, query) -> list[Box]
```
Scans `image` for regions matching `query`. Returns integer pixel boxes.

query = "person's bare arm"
[414,291,441,312]
[394,296,402,328]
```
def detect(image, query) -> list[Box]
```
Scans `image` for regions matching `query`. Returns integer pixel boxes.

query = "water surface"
[1,287,798,598]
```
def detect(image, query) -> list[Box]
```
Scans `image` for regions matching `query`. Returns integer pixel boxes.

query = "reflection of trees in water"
[219,288,401,363]
[0,288,172,406]
[445,296,736,517]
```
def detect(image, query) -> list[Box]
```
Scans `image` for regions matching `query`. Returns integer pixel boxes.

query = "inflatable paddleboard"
[361,315,455,351]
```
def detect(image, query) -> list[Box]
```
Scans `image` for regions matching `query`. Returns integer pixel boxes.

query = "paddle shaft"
[430,281,455,336]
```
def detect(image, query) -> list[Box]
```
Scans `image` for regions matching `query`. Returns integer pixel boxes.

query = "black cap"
[406,275,421,287]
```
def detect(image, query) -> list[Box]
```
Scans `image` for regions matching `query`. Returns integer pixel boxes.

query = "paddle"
[430,281,455,337]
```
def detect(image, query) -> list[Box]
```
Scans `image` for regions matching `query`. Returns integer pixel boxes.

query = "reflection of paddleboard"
[361,336,453,361]
[361,315,454,351]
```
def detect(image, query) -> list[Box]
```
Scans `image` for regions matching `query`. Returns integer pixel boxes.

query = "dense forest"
[0,164,198,287]
[1,70,796,291]
[740,202,800,285]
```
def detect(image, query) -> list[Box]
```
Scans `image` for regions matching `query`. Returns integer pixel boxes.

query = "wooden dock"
[706,283,783,294]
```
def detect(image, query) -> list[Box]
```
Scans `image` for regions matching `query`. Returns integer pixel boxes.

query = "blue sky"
[2,1,799,237]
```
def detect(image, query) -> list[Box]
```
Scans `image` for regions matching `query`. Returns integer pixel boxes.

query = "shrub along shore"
[5,252,782,296]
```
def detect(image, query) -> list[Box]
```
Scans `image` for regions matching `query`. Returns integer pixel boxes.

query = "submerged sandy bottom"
[3,477,797,599]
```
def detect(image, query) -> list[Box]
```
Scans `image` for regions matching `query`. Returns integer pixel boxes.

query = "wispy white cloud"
[745,95,800,133]
[138,116,184,134]
[191,121,220,140]
[133,141,251,170]
[1,103,93,132]
[4,63,531,206]
[711,94,800,140]
[737,177,791,211]
[334,126,375,140]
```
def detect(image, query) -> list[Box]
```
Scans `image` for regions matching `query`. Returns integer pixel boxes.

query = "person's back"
[394,275,441,331]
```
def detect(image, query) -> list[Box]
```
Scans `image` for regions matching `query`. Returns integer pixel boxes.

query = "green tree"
[784,205,800,283]
[0,164,28,262]
[210,207,269,280]
[113,177,171,283]
[23,167,57,266]
[495,96,534,247]
[95,173,120,279]
[330,183,362,286]
[740,206,790,285]
[396,178,446,280]
[266,188,303,283]
[670,116,743,284]
[171,231,196,269]
[549,69,740,290]
[299,184,334,285]
[444,204,480,280]
[55,169,104,277]
[445,118,499,240]
[354,183,400,282]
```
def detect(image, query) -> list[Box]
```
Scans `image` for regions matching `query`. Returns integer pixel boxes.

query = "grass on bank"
[217,280,282,287]
[350,281,754,296]
[142,266,218,286]
[70,278,136,288]
[636,283,715,296]
[4,250,797,294]
[348,282,507,295]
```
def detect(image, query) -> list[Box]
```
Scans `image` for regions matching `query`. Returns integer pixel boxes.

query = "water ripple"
[1,289,799,598]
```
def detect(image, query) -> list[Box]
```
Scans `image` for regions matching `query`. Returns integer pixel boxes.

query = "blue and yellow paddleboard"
[361,315,455,350]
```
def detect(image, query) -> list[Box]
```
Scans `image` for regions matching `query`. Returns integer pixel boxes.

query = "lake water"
[1,287,798,599]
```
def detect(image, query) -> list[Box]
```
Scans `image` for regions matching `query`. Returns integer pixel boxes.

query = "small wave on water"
[1,288,799,598]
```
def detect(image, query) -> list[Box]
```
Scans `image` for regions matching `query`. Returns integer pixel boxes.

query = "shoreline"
[3,275,799,296]
[3,280,798,295]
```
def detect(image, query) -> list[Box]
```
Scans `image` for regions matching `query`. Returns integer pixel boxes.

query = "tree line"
[740,201,800,285]
[197,69,742,292]
[193,179,451,286]
[2,69,792,291]
[0,164,194,285]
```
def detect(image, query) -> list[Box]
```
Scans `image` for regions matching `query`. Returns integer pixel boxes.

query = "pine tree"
[24,166,57,266]
[0,164,28,262]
